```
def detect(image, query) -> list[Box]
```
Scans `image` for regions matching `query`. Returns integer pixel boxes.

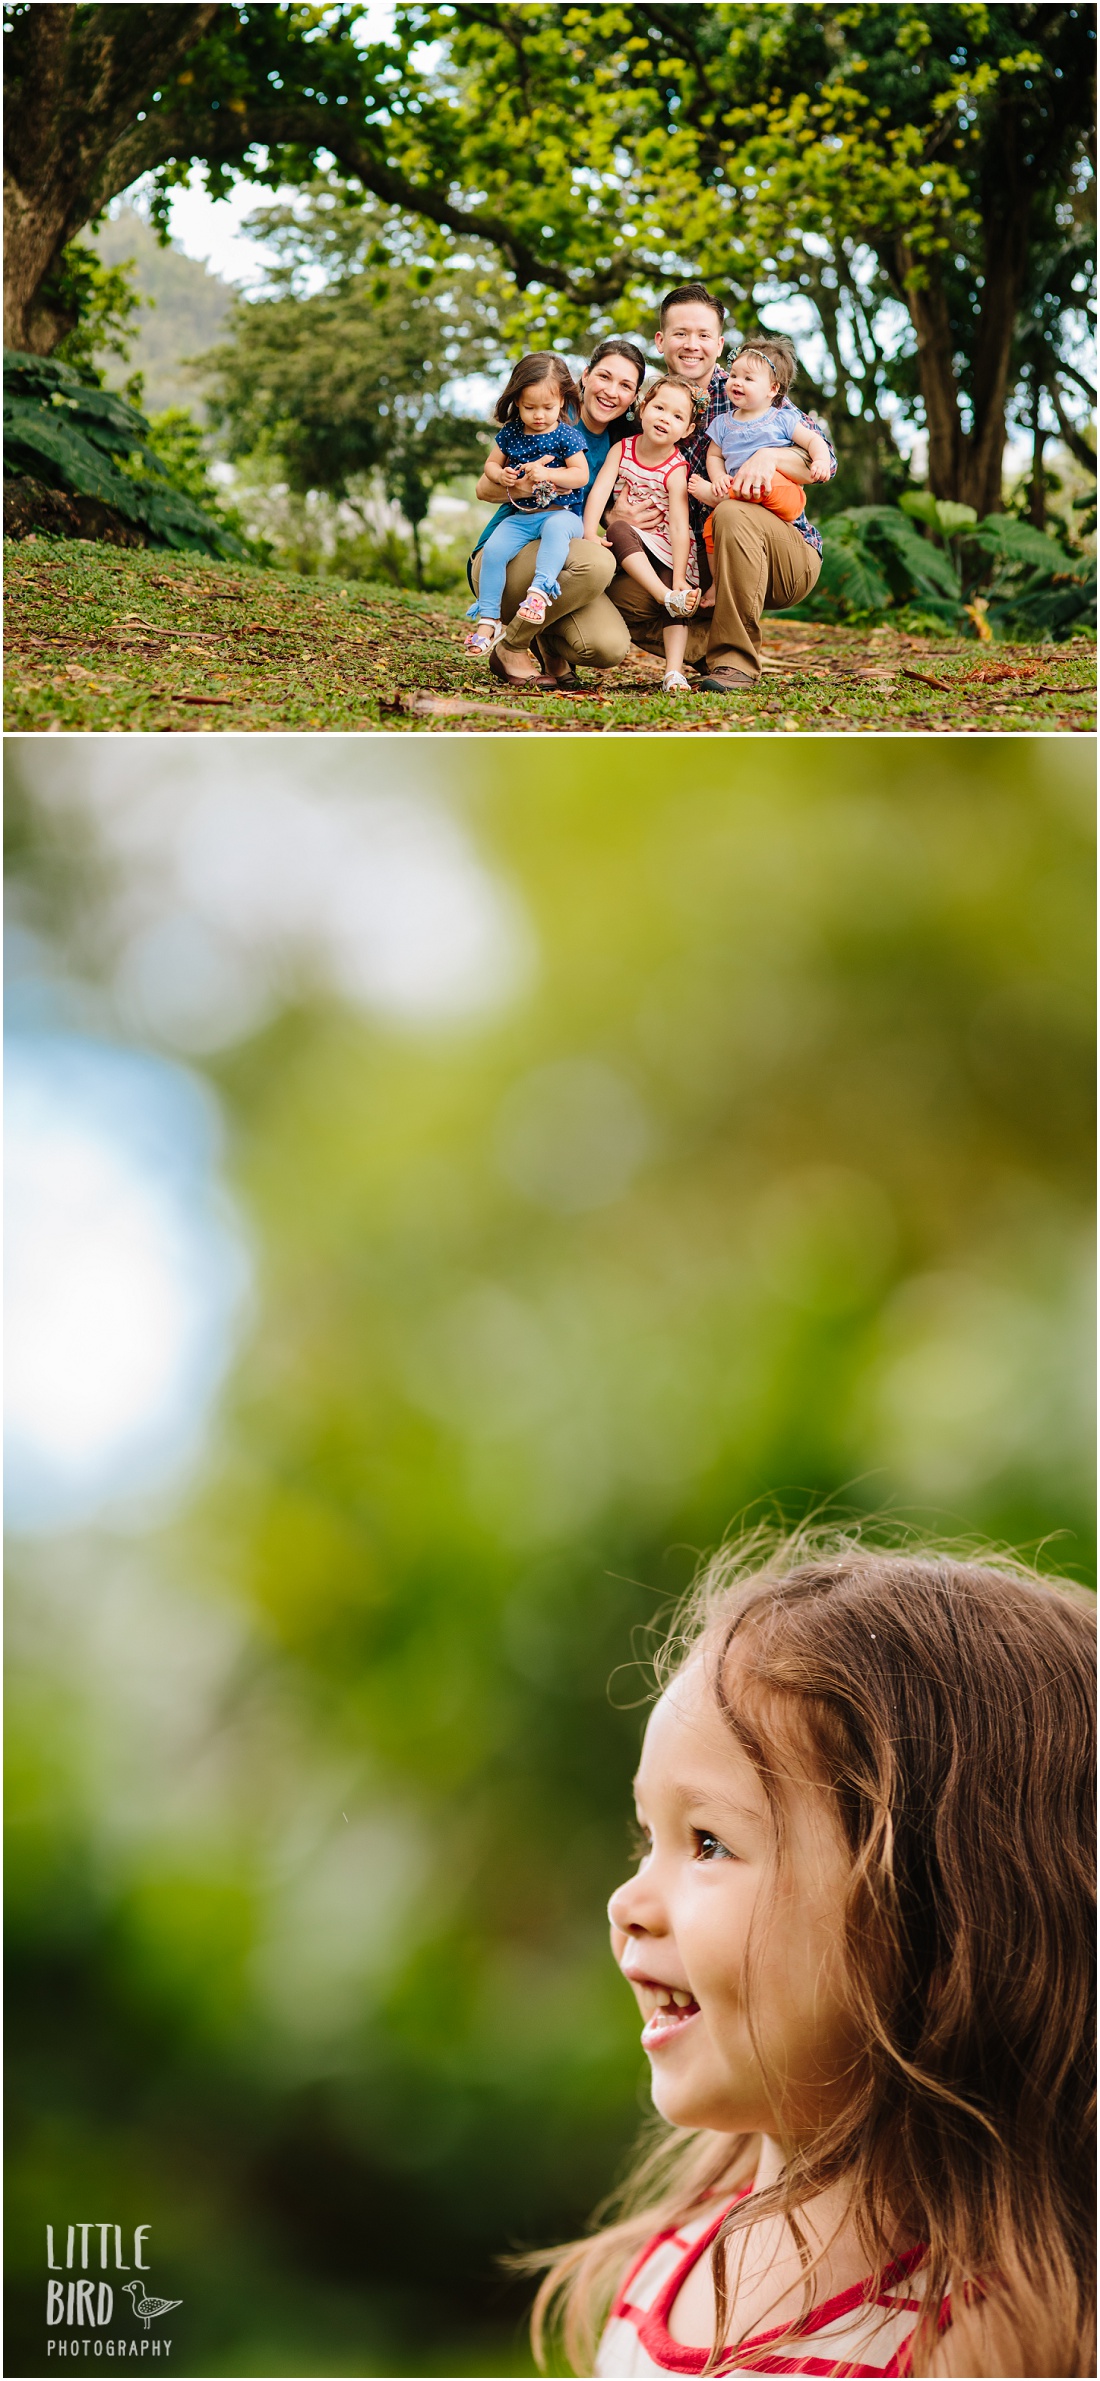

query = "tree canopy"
[4,4,1094,506]
[202,185,507,580]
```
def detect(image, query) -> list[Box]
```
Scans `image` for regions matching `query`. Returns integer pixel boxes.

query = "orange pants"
[703,471,804,552]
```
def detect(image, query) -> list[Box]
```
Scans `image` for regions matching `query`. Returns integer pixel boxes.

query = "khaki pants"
[609,503,820,681]
[470,536,631,671]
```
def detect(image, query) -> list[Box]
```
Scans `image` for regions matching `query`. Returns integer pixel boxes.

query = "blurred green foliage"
[5,741,1095,2376]
[793,502,1097,640]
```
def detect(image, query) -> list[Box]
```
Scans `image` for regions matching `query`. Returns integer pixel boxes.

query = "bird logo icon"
[123,2279,183,2332]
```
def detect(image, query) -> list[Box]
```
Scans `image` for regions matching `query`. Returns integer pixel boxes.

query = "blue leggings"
[474,507,586,619]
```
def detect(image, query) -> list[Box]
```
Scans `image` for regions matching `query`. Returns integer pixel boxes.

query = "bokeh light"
[5,1035,249,1531]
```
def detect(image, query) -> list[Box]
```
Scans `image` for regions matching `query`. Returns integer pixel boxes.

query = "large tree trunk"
[3,4,221,352]
[897,240,1027,518]
[895,75,1034,519]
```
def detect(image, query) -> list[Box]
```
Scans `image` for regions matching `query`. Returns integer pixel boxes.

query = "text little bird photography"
[44,2228,182,2360]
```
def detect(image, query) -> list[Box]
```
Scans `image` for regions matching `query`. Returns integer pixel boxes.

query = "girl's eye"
[694,1830,733,1862]
[629,1820,651,1863]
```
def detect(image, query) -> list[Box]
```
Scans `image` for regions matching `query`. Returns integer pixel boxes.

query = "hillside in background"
[81,205,232,416]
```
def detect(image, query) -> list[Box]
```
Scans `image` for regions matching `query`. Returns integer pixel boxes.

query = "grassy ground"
[5,539,1096,734]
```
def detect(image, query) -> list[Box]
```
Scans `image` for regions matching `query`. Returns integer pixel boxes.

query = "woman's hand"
[607,485,664,533]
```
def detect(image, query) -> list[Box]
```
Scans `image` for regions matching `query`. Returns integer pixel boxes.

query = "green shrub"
[3,351,248,561]
[792,497,1096,641]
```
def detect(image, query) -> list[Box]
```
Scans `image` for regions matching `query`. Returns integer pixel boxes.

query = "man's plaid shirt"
[681,368,836,562]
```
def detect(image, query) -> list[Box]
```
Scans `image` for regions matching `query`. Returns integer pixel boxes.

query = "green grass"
[5,539,1096,734]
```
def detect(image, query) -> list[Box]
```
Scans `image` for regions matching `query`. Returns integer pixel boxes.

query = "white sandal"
[465,620,502,658]
[663,587,699,618]
[661,670,694,694]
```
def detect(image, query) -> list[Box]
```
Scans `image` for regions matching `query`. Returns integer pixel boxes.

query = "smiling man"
[608,283,835,693]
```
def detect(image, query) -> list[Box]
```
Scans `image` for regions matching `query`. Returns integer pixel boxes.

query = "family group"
[461,281,835,695]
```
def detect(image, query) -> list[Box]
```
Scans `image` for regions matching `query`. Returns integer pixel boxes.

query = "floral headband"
[732,345,781,383]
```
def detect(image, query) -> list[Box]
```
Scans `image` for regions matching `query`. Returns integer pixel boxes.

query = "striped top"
[611,436,700,584]
[596,2199,933,2377]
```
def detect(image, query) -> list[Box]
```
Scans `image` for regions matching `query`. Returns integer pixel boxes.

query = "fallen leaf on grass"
[902,666,1085,702]
[958,661,1050,682]
[976,683,1086,700]
[172,693,239,707]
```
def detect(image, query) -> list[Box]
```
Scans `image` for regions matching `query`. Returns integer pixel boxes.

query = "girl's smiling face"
[608,1656,858,2143]
[726,352,780,413]
[516,377,564,432]
[640,383,697,447]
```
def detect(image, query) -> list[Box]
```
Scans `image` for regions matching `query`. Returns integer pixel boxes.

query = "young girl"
[527,1540,1095,2377]
[702,337,832,556]
[583,376,702,694]
[465,354,590,658]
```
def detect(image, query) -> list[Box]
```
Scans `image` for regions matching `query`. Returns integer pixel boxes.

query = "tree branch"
[1051,380,1098,474]
[123,96,642,300]
[1056,356,1098,404]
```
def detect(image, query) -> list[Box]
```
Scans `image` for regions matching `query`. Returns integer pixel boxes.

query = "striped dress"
[596,2200,935,2377]
[611,436,700,585]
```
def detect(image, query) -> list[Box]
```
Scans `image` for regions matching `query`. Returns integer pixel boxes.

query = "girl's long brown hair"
[494,352,581,426]
[523,1537,1096,2378]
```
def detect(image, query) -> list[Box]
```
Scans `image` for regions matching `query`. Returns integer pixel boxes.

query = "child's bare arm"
[582,446,622,542]
[705,439,733,502]
[667,468,692,584]
[537,449,590,494]
[787,425,832,484]
[476,440,516,501]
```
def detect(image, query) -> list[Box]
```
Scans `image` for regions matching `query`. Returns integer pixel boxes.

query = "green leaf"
[969,515,1078,572]
[897,490,940,529]
[930,500,978,539]
[4,349,248,560]
[898,492,977,542]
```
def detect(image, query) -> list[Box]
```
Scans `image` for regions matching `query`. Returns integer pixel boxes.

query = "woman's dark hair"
[582,336,647,394]
[494,352,581,427]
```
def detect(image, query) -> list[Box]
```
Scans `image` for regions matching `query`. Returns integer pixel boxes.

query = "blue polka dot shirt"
[498,417,587,511]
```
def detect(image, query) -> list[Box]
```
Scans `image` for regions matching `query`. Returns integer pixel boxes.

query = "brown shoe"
[694,666,758,691]
[489,644,558,692]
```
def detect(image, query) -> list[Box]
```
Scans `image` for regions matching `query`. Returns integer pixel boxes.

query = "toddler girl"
[703,337,831,550]
[583,376,702,694]
[465,354,589,657]
[527,1539,1095,2377]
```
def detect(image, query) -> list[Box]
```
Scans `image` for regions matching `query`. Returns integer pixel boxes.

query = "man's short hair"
[659,281,726,329]
[732,335,798,397]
